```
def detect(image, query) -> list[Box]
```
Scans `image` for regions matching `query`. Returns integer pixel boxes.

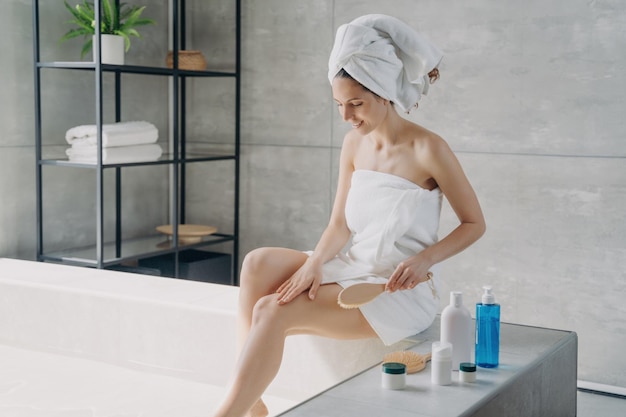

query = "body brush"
[337,272,436,309]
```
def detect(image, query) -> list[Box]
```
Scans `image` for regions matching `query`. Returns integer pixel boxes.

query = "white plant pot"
[93,34,124,65]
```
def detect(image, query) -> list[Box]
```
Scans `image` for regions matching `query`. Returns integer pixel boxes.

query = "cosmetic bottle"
[431,341,452,385]
[475,285,500,368]
[440,291,473,371]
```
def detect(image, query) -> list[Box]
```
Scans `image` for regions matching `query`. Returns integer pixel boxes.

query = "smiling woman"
[212,13,485,417]
[2,0,623,408]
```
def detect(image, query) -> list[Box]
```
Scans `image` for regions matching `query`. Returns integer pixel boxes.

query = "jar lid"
[460,362,477,372]
[382,362,406,374]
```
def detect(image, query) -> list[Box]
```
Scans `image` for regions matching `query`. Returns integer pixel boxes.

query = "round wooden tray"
[156,224,217,244]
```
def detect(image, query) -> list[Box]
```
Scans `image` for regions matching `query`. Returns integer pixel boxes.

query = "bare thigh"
[253,283,378,340]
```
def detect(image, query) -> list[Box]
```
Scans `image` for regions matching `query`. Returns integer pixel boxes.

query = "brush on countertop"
[383,350,432,373]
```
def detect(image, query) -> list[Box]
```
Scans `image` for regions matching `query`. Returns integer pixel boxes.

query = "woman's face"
[332,76,387,133]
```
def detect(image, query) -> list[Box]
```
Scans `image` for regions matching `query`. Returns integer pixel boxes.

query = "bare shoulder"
[339,129,363,161]
[342,129,362,150]
[410,125,453,161]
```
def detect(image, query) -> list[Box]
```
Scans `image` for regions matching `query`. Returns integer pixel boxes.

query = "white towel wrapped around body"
[65,144,163,164]
[310,170,443,345]
[328,14,443,113]
[65,121,159,148]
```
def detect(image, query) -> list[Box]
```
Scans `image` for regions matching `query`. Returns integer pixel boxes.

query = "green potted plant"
[59,0,155,64]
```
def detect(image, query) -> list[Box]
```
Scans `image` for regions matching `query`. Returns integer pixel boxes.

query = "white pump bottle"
[440,291,473,371]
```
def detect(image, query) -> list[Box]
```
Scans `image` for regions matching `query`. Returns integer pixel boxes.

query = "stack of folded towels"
[65,121,162,164]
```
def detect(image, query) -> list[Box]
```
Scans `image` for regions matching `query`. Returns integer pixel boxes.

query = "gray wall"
[239,0,626,388]
[1,0,625,388]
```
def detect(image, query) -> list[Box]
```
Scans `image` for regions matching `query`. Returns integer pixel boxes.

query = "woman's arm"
[276,134,357,303]
[387,135,486,292]
[307,135,356,266]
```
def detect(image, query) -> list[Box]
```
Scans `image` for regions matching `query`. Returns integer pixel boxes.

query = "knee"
[241,247,268,272]
[251,293,285,327]
[240,247,272,288]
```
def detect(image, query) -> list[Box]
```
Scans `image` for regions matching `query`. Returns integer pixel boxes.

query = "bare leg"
[231,248,311,417]
[212,261,376,417]
[236,248,308,354]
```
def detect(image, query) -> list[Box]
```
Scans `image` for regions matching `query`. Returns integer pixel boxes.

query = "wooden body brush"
[383,350,432,373]
[337,283,386,309]
[337,272,436,309]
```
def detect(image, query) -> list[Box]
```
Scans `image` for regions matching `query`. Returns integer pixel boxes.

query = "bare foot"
[247,399,268,417]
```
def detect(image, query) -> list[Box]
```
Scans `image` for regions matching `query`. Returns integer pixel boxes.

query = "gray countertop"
[279,318,577,417]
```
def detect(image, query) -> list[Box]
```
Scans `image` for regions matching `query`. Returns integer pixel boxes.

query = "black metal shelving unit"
[32,0,241,284]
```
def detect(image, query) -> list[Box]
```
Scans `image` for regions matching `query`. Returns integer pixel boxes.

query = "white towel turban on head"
[328,14,443,114]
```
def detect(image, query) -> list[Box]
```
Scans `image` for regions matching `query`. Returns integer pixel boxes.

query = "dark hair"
[335,67,441,85]
[334,68,354,80]
[334,68,382,99]
[334,67,441,108]
[428,67,440,83]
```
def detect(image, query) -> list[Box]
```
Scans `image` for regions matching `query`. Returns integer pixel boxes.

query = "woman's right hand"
[276,257,323,304]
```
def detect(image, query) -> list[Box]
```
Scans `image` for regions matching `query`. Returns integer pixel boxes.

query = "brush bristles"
[383,351,432,374]
[337,299,360,309]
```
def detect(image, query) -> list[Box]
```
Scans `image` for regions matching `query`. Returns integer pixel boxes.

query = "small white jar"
[381,362,406,390]
[459,362,477,382]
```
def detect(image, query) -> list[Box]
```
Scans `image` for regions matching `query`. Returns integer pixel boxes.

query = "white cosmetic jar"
[382,362,407,390]
[459,362,477,382]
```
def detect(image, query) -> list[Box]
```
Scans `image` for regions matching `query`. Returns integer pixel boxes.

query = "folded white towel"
[65,144,163,164]
[328,14,443,113]
[65,121,159,147]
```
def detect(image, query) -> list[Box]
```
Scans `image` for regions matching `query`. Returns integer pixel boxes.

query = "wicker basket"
[166,50,207,71]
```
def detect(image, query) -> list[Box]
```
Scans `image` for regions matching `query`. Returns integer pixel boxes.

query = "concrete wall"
[239,0,626,389]
[0,1,172,256]
[1,0,624,388]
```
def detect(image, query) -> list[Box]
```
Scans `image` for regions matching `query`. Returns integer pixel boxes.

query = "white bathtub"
[0,258,414,416]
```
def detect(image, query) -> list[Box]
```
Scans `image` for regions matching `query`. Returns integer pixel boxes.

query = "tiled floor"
[577,391,626,417]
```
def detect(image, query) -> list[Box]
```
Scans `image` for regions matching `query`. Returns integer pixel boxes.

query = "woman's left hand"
[386,257,432,292]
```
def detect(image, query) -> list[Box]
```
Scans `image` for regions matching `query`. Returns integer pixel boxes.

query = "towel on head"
[328,14,443,113]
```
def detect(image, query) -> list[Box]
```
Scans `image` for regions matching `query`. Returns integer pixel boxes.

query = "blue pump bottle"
[475,286,500,368]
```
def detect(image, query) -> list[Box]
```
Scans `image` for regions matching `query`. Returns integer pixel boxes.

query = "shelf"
[40,233,235,268]
[39,143,237,168]
[39,153,236,169]
[37,61,237,78]
[34,0,241,282]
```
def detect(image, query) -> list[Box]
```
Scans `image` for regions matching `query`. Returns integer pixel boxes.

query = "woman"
[212,14,485,417]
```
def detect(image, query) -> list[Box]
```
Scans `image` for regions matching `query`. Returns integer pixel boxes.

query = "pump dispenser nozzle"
[482,286,495,305]
[451,291,463,307]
